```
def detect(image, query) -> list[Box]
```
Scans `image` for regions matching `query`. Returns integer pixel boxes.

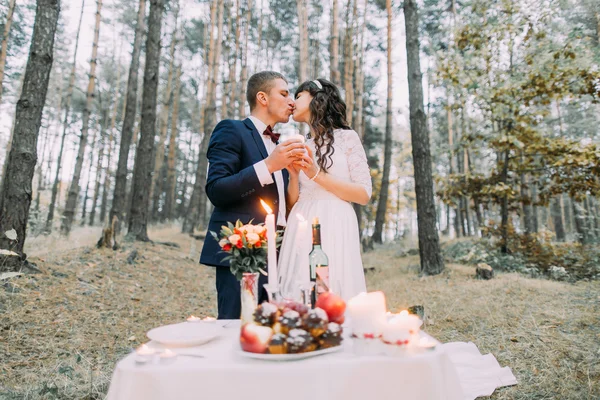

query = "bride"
[278,78,372,301]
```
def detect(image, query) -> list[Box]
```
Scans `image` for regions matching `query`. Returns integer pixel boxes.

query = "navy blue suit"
[200,118,289,319]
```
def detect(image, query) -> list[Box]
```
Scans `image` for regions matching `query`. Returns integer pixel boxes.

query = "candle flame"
[399,310,409,317]
[260,199,273,214]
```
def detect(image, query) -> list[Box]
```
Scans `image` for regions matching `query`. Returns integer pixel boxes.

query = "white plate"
[147,322,222,347]
[237,345,343,361]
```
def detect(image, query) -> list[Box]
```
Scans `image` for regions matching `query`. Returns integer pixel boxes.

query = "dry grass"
[1,227,599,399]
[366,243,600,400]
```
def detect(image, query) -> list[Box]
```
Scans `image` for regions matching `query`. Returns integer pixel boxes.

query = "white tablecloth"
[107,320,467,400]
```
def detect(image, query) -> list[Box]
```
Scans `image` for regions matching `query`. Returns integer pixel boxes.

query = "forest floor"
[0,225,599,399]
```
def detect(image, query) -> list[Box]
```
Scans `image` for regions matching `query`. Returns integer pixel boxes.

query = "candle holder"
[263,283,281,303]
[298,281,316,308]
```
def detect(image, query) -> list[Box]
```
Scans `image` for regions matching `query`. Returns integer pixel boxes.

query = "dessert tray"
[237,344,343,361]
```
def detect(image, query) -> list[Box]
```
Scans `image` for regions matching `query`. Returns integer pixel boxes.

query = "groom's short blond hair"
[247,71,287,111]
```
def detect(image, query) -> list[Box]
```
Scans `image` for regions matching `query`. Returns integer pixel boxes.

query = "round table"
[106,320,465,400]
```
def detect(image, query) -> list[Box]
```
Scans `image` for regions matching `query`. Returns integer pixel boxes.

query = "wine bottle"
[309,217,329,308]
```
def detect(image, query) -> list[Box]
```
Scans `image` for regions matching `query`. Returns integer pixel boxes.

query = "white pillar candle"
[296,214,310,283]
[381,310,423,346]
[347,291,387,337]
[261,199,278,287]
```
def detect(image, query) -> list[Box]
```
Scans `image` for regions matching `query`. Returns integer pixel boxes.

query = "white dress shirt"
[249,116,287,226]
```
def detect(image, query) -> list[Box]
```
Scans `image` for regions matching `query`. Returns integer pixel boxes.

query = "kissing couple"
[200,71,372,319]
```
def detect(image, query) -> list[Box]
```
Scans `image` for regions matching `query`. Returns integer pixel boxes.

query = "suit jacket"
[200,118,289,268]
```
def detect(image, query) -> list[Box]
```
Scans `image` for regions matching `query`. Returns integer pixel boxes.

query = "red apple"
[316,292,346,324]
[239,323,273,353]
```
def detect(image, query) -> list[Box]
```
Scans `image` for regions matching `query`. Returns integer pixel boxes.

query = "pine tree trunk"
[151,6,179,220]
[188,0,221,233]
[551,196,565,241]
[45,0,84,234]
[127,0,165,241]
[238,0,251,118]
[330,0,340,85]
[0,0,59,263]
[572,199,587,245]
[229,0,240,117]
[404,0,444,275]
[90,109,108,226]
[81,127,99,226]
[164,65,181,221]
[500,150,510,253]
[0,0,16,105]
[584,196,596,242]
[343,0,357,125]
[446,90,455,237]
[297,0,308,83]
[61,0,103,235]
[100,61,122,225]
[354,0,367,138]
[372,0,392,244]
[110,0,145,234]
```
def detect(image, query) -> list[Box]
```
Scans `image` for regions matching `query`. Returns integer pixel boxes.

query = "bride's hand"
[285,160,302,177]
[299,146,319,179]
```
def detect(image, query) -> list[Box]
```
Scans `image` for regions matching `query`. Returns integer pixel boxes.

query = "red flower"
[223,243,232,251]
[234,228,242,235]
[255,241,261,248]
[236,241,243,249]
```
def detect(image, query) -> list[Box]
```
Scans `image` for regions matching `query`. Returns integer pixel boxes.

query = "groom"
[200,71,305,320]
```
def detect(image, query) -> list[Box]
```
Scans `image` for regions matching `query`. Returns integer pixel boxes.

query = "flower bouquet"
[210,220,268,323]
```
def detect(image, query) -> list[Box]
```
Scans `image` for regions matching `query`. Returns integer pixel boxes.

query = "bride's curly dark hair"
[294,78,350,171]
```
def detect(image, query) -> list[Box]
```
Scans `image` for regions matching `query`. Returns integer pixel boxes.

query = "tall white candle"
[296,214,310,283]
[261,199,278,286]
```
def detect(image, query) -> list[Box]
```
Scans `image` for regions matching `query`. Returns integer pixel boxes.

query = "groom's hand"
[265,139,306,173]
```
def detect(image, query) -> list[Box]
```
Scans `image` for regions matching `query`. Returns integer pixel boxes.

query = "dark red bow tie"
[263,125,280,144]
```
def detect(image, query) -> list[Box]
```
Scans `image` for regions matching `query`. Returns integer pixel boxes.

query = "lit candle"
[135,344,155,364]
[347,291,387,338]
[382,310,423,346]
[159,349,178,363]
[186,315,201,323]
[261,199,278,287]
[296,214,310,283]
[202,317,216,323]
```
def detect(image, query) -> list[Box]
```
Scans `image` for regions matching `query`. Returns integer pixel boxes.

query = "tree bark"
[127,0,165,241]
[551,196,565,241]
[81,126,99,226]
[229,0,240,118]
[110,0,146,234]
[151,5,179,220]
[330,0,340,85]
[100,59,123,225]
[0,0,17,105]
[45,0,85,233]
[238,0,251,118]
[404,0,445,275]
[343,0,357,125]
[372,0,393,244]
[354,0,367,138]
[164,65,181,221]
[500,150,509,253]
[90,109,108,226]
[572,199,587,245]
[297,0,308,83]
[61,0,102,235]
[0,0,60,259]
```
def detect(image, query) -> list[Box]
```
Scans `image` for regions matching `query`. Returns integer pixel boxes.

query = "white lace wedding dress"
[278,129,371,301]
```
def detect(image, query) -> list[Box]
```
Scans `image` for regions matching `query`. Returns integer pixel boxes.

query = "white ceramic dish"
[147,322,222,347]
[237,345,343,361]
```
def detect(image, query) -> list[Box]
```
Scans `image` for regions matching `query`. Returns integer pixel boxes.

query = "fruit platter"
[239,292,346,359]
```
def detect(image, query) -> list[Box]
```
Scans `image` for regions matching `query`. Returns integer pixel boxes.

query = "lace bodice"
[298,129,372,202]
